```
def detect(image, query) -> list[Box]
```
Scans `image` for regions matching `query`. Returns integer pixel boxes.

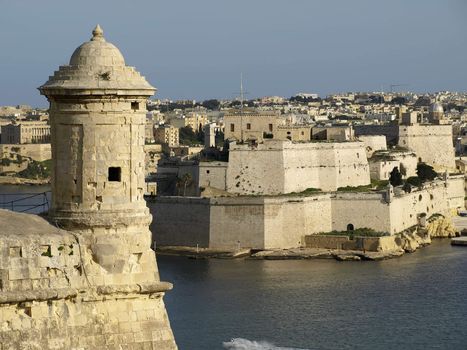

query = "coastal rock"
[427,216,457,238]
[361,249,405,261]
[400,229,431,253]
[333,253,361,261]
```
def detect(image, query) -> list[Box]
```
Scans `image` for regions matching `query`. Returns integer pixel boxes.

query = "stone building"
[154,124,179,147]
[0,26,177,349]
[1,121,50,144]
[197,139,370,194]
[223,112,283,142]
[223,112,312,142]
[169,111,208,131]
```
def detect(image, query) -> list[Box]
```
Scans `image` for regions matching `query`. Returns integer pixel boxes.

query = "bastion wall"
[226,140,370,194]
[0,210,176,349]
[398,124,456,171]
[150,178,464,250]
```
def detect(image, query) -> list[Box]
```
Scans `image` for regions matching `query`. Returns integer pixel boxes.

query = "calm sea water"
[0,184,51,213]
[158,241,467,350]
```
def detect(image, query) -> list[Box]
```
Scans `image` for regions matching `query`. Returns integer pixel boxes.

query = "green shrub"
[417,162,437,183]
[407,176,422,187]
[17,159,52,179]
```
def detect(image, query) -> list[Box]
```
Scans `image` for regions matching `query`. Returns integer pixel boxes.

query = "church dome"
[39,25,155,96]
[430,102,444,114]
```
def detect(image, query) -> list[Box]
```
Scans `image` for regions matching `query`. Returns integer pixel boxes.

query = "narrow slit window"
[108,167,121,182]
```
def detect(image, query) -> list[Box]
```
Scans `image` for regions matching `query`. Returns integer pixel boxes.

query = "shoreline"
[155,240,432,261]
[0,176,50,186]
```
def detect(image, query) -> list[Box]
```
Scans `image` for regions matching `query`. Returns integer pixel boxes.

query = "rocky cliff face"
[399,229,431,253]
[427,216,457,238]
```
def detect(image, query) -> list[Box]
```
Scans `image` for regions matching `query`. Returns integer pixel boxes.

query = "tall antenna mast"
[240,72,244,114]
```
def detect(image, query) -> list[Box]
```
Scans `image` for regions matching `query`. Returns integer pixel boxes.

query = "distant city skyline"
[1,0,466,107]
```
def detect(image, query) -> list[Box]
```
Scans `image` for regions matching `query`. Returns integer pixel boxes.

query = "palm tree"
[177,173,193,196]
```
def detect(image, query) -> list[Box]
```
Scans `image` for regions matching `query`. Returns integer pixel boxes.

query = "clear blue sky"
[1,0,466,107]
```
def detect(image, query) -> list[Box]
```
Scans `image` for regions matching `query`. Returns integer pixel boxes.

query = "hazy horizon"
[1,0,466,107]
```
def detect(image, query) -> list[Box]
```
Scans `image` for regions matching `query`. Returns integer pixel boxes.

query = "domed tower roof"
[39,25,155,96]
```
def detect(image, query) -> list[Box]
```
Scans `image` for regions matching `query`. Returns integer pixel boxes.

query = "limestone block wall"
[354,125,399,146]
[149,180,464,250]
[263,196,332,248]
[226,141,285,195]
[398,124,456,171]
[226,140,370,194]
[369,159,400,180]
[331,193,391,233]
[198,161,228,191]
[50,97,148,215]
[209,197,267,249]
[0,210,176,349]
[149,195,332,250]
[0,295,175,350]
[149,197,211,247]
[357,135,387,157]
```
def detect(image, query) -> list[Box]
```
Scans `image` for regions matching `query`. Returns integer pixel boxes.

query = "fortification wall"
[209,197,266,249]
[198,162,228,191]
[398,124,455,171]
[0,210,176,349]
[149,197,211,247]
[149,195,332,250]
[331,193,391,232]
[389,176,464,234]
[149,179,464,250]
[358,135,387,157]
[226,141,285,194]
[226,140,370,194]
[283,142,370,192]
[354,125,400,146]
[263,195,332,248]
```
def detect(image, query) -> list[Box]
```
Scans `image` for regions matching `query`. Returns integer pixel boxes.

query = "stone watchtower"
[36,26,177,349]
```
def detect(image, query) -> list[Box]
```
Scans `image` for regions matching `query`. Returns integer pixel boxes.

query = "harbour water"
[0,184,51,214]
[158,241,467,350]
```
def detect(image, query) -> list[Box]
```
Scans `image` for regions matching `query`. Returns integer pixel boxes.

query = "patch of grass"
[337,185,373,192]
[371,179,389,190]
[284,187,322,197]
[318,228,389,239]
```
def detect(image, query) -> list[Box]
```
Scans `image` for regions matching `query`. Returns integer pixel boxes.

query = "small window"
[206,170,210,174]
[131,102,139,111]
[246,123,251,130]
[230,124,235,132]
[108,167,121,182]
[268,123,273,132]
[287,131,291,135]
[301,131,304,135]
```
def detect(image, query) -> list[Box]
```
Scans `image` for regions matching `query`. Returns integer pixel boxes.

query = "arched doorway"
[347,223,354,231]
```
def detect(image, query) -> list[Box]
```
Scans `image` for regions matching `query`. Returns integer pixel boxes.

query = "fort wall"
[398,124,455,171]
[226,140,370,194]
[150,178,464,250]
